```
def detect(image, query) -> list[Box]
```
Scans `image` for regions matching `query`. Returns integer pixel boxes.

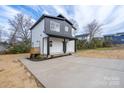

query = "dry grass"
[0,53,42,88]
[76,48,124,59]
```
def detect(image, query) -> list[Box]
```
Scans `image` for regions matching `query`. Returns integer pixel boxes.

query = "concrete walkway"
[20,55,124,88]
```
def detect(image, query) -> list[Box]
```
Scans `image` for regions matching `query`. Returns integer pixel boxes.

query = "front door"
[63,41,66,53]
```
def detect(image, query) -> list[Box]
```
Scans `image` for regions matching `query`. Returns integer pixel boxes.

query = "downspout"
[42,37,44,55]
[75,39,77,52]
[47,36,50,57]
[63,38,66,53]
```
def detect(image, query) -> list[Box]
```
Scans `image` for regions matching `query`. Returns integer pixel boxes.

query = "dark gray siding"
[44,17,73,38]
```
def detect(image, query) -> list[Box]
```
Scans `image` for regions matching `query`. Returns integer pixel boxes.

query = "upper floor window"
[65,26,69,32]
[50,21,60,32]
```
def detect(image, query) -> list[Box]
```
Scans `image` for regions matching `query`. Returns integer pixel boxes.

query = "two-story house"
[30,14,77,58]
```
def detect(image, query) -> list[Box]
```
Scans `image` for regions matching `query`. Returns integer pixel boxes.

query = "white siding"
[31,19,75,55]
[31,19,47,54]
[49,37,75,55]
[49,37,63,55]
[67,40,75,53]
[72,28,75,37]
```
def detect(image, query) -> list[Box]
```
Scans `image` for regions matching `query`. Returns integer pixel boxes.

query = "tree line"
[0,13,34,53]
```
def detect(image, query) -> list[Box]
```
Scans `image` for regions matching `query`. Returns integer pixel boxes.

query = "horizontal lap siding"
[49,37,63,55]
[67,40,75,53]
[31,19,47,54]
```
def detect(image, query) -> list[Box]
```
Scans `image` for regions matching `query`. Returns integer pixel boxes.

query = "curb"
[18,59,45,88]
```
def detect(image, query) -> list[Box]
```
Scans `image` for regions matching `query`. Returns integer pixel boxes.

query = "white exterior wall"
[31,19,47,54]
[49,37,63,55]
[49,37,75,55]
[67,40,75,53]
[31,19,75,55]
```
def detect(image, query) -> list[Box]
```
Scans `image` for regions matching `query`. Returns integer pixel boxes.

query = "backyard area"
[0,48,124,87]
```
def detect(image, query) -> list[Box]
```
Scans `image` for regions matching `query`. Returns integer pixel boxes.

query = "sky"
[0,5,124,40]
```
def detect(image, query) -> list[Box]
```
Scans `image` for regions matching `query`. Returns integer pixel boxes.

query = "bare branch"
[8,13,33,45]
[85,19,103,42]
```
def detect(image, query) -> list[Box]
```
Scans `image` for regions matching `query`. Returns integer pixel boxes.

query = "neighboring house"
[93,37,103,41]
[30,14,76,57]
[75,33,90,41]
[104,32,124,44]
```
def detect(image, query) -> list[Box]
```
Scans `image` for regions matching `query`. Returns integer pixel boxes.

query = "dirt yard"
[0,53,43,88]
[0,49,124,87]
[76,48,124,59]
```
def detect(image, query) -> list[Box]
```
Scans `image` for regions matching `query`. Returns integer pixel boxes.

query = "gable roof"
[57,14,66,18]
[30,14,76,30]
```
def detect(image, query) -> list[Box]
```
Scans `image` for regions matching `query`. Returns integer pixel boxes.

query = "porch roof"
[47,34,76,40]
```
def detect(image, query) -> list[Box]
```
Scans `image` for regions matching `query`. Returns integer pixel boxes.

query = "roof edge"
[30,14,77,30]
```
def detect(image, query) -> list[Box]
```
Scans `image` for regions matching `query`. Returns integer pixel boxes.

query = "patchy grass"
[76,48,124,59]
[95,47,113,50]
[77,47,112,51]
[0,54,43,88]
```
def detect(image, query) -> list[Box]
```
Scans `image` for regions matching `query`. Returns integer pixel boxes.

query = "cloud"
[1,5,124,41]
[52,6,67,15]
[73,6,98,33]
[71,5,124,35]
[0,6,20,19]
[0,5,36,41]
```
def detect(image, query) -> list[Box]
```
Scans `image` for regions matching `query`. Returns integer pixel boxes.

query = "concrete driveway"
[20,55,124,88]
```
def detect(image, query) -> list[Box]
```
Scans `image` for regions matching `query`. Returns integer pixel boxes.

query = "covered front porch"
[44,35,76,57]
[30,35,76,60]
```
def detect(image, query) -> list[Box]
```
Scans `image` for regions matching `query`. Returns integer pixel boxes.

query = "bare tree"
[70,18,79,36]
[0,25,4,42]
[8,13,33,45]
[85,19,103,42]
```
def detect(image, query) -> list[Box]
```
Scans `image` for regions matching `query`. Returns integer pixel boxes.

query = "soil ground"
[0,53,43,88]
[0,48,124,87]
[76,48,124,59]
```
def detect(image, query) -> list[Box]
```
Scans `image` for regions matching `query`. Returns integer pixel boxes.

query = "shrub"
[76,40,89,50]
[9,42,31,54]
[103,41,113,47]
[76,39,104,50]
[88,41,96,49]
[35,54,44,60]
[91,39,104,48]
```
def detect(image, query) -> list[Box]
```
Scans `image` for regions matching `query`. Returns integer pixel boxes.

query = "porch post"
[63,38,66,53]
[75,39,77,52]
[47,36,50,57]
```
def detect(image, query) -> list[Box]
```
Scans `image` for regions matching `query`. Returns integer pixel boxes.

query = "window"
[65,26,69,32]
[50,21,60,32]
